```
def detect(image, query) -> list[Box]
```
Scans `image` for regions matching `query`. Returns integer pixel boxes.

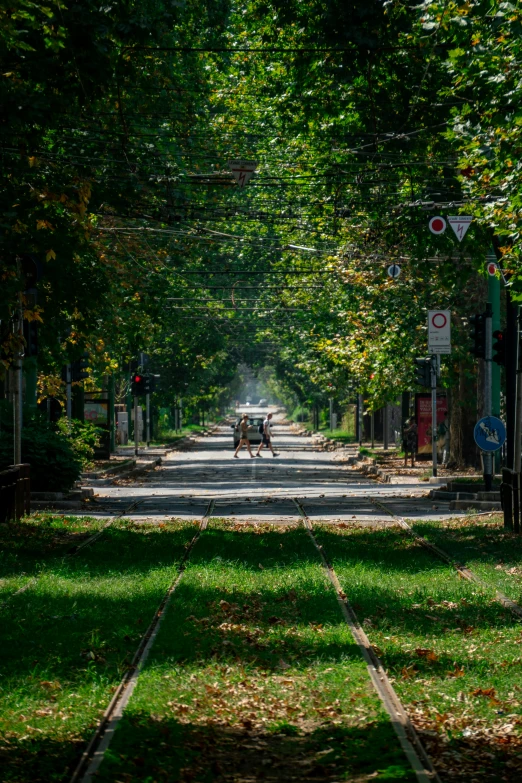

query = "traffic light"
[131,373,146,396]
[143,374,157,394]
[492,329,505,366]
[470,313,486,359]
[414,358,431,388]
[71,353,89,382]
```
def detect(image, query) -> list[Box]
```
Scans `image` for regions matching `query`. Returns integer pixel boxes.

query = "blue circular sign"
[473,416,506,452]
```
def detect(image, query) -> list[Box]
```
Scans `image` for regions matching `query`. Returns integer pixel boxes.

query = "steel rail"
[70,499,215,783]
[370,497,522,621]
[293,497,441,783]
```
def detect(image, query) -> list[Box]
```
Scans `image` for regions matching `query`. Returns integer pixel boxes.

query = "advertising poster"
[84,400,109,425]
[415,394,448,455]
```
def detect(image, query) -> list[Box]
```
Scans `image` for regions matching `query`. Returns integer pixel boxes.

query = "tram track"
[369,497,522,622]
[69,498,215,783]
[293,497,441,783]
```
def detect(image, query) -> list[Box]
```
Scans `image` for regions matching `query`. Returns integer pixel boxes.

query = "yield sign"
[448,215,472,242]
[228,160,257,187]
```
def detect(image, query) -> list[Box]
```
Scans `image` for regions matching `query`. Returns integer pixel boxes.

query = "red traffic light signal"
[492,330,505,366]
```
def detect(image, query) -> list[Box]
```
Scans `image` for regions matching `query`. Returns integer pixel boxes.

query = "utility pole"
[370,410,375,449]
[383,404,389,451]
[329,397,333,432]
[483,303,493,491]
[134,395,139,456]
[146,390,151,447]
[66,363,72,421]
[358,393,363,445]
[431,356,437,477]
[13,264,23,466]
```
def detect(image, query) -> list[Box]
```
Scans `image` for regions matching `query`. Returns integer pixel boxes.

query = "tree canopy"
[1,0,520,418]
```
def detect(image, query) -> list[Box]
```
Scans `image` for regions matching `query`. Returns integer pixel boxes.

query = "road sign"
[487,261,498,276]
[429,216,446,235]
[474,416,506,452]
[448,215,472,242]
[428,310,451,354]
[387,264,401,279]
[228,160,257,187]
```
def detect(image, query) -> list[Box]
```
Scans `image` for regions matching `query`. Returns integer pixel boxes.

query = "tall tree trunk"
[449,362,478,468]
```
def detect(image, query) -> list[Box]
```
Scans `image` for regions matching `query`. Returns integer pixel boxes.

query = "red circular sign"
[487,262,498,276]
[429,216,447,235]
[431,312,447,329]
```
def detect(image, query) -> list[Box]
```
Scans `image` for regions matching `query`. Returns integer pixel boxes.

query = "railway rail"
[293,498,441,783]
[369,496,522,621]
[70,499,215,783]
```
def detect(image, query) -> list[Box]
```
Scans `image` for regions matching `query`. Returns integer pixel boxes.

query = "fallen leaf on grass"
[472,687,496,698]
[415,648,439,662]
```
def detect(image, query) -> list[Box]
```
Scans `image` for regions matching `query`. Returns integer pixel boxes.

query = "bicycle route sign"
[473,416,506,452]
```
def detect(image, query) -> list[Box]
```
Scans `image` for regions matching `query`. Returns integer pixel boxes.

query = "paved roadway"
[91,407,465,525]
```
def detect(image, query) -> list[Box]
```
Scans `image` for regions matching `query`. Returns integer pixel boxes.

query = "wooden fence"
[0,464,31,523]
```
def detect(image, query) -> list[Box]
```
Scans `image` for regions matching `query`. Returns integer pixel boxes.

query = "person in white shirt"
[256,412,278,457]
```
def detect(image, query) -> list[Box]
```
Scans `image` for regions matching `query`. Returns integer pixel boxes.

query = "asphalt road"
[93,407,466,525]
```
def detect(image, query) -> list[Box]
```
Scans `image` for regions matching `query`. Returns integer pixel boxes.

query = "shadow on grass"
[412,519,522,568]
[95,714,416,782]
[0,524,197,680]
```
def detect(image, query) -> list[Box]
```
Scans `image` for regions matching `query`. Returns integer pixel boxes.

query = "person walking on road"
[402,418,417,467]
[256,412,279,457]
[234,413,255,458]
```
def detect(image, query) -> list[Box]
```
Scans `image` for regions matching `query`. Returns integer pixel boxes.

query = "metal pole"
[329,397,333,432]
[488,251,501,473]
[512,311,522,533]
[134,395,139,456]
[371,410,375,449]
[358,394,363,445]
[383,404,389,451]
[431,356,437,477]
[483,304,493,491]
[146,392,151,447]
[12,262,23,465]
[513,311,522,532]
[66,364,72,421]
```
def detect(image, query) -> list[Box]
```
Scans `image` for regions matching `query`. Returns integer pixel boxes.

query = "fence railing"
[0,464,31,523]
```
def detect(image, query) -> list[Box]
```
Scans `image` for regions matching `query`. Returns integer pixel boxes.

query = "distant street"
[93,407,465,524]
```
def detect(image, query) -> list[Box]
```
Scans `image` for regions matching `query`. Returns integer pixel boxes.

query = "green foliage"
[0,418,82,491]
[56,418,101,468]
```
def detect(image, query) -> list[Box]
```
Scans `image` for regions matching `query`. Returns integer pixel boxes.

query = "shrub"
[56,418,101,469]
[0,418,83,491]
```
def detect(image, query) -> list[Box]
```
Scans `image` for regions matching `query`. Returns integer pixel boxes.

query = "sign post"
[427,311,451,476]
[483,303,493,490]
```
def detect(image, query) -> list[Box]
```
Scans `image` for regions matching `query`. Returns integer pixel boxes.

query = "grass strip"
[313,522,522,781]
[0,514,107,600]
[95,521,416,782]
[0,515,197,782]
[411,514,522,603]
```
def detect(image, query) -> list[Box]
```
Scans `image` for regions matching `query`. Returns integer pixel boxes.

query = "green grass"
[313,522,522,781]
[412,514,522,603]
[0,515,197,782]
[96,522,415,782]
[321,428,357,443]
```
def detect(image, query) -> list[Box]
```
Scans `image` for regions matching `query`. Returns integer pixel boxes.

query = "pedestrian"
[256,412,279,457]
[234,413,255,458]
[402,418,417,467]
